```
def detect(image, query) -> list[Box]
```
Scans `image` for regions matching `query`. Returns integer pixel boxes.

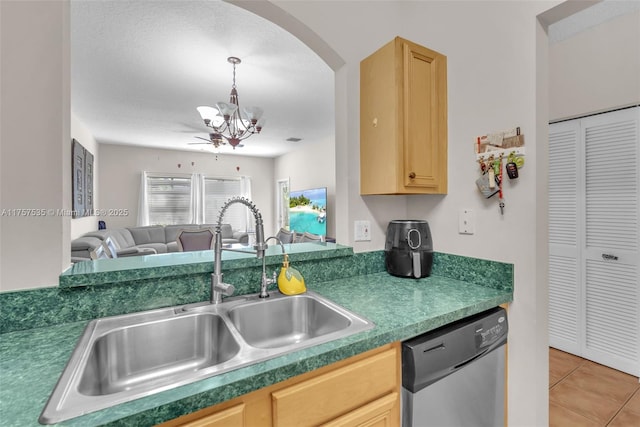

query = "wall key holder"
[474,127,526,215]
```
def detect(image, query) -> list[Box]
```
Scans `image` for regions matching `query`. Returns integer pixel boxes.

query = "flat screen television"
[289,187,327,236]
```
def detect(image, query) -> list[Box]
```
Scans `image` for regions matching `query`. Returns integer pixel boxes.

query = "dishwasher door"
[402,307,507,427]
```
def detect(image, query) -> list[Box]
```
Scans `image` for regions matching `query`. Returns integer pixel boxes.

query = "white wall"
[259,1,560,425]
[0,0,70,291]
[98,144,276,236]
[70,112,99,239]
[274,136,336,237]
[549,10,640,121]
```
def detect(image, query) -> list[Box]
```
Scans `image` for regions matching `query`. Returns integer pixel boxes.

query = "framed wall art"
[72,139,94,218]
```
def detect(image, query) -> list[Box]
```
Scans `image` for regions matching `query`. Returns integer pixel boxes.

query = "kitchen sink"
[77,313,240,396]
[228,294,352,349]
[40,291,373,424]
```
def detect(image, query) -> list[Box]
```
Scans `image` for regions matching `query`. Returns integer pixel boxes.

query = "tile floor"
[549,347,640,426]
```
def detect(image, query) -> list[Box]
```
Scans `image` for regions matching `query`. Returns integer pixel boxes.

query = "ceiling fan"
[188,133,244,149]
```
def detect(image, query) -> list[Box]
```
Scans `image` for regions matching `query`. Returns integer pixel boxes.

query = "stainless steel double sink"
[40,291,374,424]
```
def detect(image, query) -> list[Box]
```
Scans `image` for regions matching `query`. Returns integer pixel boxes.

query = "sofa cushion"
[71,236,103,251]
[82,229,136,248]
[232,231,249,245]
[107,229,137,249]
[83,230,110,241]
[71,236,104,260]
[117,247,156,257]
[127,226,166,245]
[135,243,169,254]
[199,224,247,244]
[201,223,234,238]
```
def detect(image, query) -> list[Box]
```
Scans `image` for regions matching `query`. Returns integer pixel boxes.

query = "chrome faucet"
[259,236,286,298]
[211,197,268,304]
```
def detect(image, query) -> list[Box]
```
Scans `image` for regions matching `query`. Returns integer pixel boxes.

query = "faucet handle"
[214,282,235,296]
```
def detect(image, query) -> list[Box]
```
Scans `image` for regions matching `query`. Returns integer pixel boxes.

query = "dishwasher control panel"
[402,306,508,393]
[476,314,507,349]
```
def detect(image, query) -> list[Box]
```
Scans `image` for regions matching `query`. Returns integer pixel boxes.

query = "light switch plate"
[459,209,475,235]
[354,220,371,241]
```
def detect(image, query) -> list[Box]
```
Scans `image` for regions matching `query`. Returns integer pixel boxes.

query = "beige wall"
[98,144,276,236]
[0,0,70,291]
[274,136,336,237]
[549,10,640,121]
[263,1,560,425]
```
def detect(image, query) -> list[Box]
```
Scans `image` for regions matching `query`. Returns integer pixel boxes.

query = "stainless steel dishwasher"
[401,307,508,427]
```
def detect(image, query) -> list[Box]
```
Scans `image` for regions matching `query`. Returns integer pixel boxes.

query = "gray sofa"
[71,224,248,261]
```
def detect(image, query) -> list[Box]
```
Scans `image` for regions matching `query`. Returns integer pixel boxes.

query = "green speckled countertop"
[0,271,512,426]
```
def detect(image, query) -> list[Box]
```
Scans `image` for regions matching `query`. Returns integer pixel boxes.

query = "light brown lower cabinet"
[160,343,401,427]
[175,403,246,427]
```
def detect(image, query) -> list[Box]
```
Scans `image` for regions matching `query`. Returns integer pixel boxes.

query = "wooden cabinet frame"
[161,343,401,427]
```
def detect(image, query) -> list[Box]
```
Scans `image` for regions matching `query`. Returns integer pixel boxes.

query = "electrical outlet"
[354,220,371,241]
[459,209,475,235]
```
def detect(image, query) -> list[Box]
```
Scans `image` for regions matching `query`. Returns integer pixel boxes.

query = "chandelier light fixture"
[196,57,264,149]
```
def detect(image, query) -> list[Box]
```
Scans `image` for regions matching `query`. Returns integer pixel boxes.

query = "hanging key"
[499,198,505,215]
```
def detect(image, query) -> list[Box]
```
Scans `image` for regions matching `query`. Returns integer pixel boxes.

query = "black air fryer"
[385,220,433,279]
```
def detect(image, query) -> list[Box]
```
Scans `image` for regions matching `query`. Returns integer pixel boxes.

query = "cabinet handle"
[602,253,619,261]
[408,172,416,179]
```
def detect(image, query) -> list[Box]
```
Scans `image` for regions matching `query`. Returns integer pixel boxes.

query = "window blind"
[143,174,248,231]
[203,178,246,230]
[146,174,191,225]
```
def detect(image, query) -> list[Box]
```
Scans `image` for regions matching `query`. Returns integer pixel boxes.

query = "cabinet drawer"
[272,347,399,426]
[323,392,399,427]
[179,403,245,427]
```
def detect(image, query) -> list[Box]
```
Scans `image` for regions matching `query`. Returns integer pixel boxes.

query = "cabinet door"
[401,40,447,193]
[360,37,447,195]
[360,39,398,195]
[322,392,399,427]
[271,347,399,426]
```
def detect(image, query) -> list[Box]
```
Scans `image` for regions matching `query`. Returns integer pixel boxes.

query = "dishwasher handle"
[454,341,497,370]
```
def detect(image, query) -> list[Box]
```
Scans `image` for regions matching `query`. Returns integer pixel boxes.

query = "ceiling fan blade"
[194,136,211,142]
[188,142,212,145]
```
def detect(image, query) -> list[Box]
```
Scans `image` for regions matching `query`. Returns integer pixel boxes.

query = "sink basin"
[40,291,373,424]
[228,294,352,348]
[78,313,240,396]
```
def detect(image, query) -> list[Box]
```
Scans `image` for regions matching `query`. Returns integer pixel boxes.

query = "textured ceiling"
[71,0,334,158]
[548,0,640,43]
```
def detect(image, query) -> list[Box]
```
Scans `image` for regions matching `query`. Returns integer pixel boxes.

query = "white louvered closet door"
[548,120,581,354]
[582,108,639,376]
[549,107,639,377]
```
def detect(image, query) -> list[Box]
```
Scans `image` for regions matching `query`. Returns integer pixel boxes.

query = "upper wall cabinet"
[360,37,448,195]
